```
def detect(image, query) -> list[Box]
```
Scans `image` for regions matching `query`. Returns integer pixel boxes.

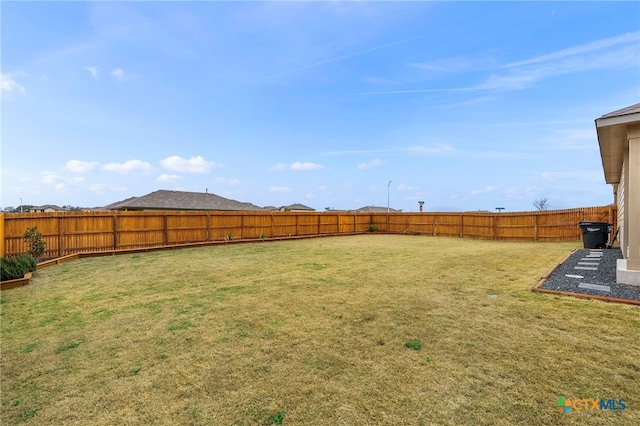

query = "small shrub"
[23,227,46,260]
[225,234,235,241]
[1,253,37,281]
[267,410,286,425]
[23,409,38,420]
[368,224,378,232]
[404,340,422,350]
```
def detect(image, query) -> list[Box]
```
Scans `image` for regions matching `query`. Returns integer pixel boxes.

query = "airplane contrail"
[157,34,429,108]
[354,87,473,95]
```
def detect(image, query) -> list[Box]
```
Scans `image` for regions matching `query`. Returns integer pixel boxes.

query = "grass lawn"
[1,235,638,425]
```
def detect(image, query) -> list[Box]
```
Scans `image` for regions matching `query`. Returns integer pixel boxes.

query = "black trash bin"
[578,222,610,249]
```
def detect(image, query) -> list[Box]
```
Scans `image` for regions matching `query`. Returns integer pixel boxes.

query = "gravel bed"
[538,248,640,302]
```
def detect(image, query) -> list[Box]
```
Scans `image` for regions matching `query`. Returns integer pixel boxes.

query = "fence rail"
[0,205,616,259]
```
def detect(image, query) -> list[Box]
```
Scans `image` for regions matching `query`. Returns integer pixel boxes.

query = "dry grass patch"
[1,235,639,425]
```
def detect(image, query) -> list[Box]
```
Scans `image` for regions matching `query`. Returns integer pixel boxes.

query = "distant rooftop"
[105,190,264,211]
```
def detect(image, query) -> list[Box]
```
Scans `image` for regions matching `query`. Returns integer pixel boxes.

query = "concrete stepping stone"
[578,283,611,292]
[574,266,598,271]
[577,262,600,266]
[565,274,583,279]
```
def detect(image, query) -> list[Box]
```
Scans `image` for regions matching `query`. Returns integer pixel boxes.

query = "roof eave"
[595,118,628,185]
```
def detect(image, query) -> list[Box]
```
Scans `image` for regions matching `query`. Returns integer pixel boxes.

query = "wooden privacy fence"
[0,205,616,259]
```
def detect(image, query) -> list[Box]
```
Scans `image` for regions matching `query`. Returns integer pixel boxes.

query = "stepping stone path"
[564,249,610,292]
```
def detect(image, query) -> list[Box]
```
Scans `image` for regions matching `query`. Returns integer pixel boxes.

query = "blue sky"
[2,1,639,212]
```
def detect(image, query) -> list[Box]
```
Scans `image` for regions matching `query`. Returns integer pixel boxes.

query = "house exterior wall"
[595,106,640,284]
[618,154,626,255]
[616,125,640,284]
[627,127,640,270]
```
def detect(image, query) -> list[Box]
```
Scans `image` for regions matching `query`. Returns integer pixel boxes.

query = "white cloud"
[157,174,182,183]
[543,128,597,150]
[102,160,152,174]
[89,184,127,194]
[41,171,85,189]
[357,159,382,170]
[503,31,640,68]
[160,155,215,173]
[541,171,601,183]
[85,66,99,79]
[1,74,26,98]
[471,185,498,196]
[477,32,640,93]
[215,177,240,187]
[291,161,324,171]
[505,186,541,200]
[65,160,98,173]
[269,186,292,193]
[269,163,288,172]
[409,56,481,73]
[477,72,542,92]
[397,184,419,192]
[271,161,325,171]
[89,184,107,193]
[404,144,457,155]
[110,68,127,82]
[361,32,640,96]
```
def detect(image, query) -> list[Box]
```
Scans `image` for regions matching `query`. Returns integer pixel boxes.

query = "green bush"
[1,254,37,281]
[23,226,46,260]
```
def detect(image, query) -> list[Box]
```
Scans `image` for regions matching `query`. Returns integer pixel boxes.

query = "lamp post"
[387,180,392,213]
[20,198,23,213]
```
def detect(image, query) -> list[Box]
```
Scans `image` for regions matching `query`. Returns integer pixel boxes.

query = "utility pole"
[387,180,392,213]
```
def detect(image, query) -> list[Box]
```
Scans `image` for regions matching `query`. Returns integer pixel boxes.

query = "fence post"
[206,213,210,241]
[58,216,64,257]
[493,214,498,240]
[0,213,4,257]
[270,213,274,238]
[163,214,169,245]
[112,214,118,250]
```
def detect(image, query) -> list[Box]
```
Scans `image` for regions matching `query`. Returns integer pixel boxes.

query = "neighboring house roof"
[105,190,264,211]
[596,103,640,184]
[31,204,65,212]
[282,203,315,212]
[355,205,399,213]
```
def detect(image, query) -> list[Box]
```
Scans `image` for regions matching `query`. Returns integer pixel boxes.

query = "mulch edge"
[531,249,640,306]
